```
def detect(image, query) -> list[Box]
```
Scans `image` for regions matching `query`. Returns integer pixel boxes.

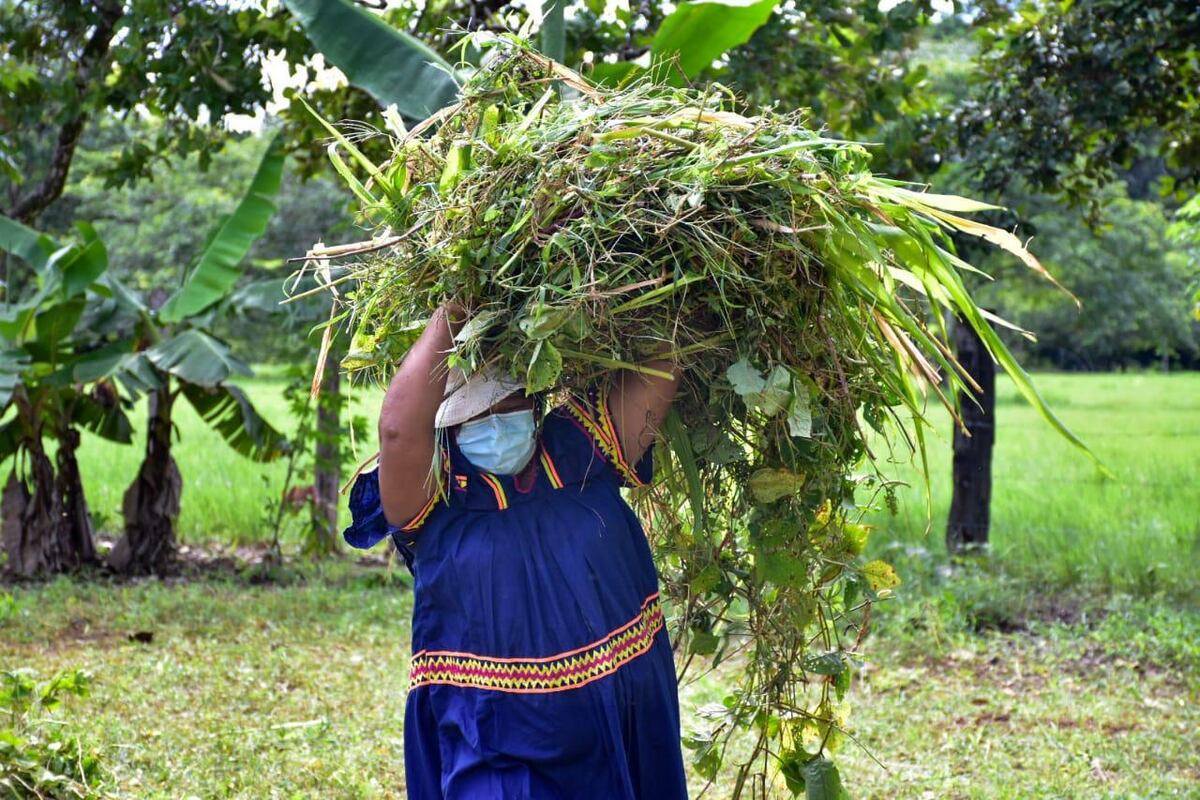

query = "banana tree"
[1,136,289,575]
[0,218,133,576]
[90,135,290,575]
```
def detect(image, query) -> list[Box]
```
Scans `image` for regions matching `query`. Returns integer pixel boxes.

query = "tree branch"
[5,2,123,224]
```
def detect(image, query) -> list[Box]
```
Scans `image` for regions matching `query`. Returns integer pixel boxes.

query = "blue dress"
[345,389,689,799]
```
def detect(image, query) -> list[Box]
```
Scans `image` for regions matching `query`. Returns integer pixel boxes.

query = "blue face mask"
[456,409,537,475]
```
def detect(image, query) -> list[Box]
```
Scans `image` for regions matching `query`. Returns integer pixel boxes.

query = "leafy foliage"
[978,191,1199,369]
[0,0,312,203]
[281,0,460,122]
[0,668,105,798]
[945,0,1200,205]
[158,135,286,323]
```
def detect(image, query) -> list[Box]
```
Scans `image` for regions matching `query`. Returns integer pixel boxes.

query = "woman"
[344,302,690,799]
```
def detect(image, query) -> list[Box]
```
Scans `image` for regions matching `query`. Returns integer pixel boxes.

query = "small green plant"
[0,668,105,798]
[264,364,368,559]
[0,593,16,626]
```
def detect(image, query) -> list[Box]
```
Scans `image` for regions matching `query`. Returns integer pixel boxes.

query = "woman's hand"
[376,302,465,526]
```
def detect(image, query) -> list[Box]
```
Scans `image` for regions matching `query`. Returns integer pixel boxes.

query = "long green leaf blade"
[0,215,52,272]
[181,382,288,462]
[283,0,460,120]
[158,135,285,323]
[144,330,252,388]
[651,0,779,81]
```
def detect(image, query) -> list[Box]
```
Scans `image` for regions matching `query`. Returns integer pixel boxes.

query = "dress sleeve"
[343,461,445,572]
[551,385,654,489]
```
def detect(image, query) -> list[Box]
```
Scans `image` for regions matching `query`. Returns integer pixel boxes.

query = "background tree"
[0,218,131,576]
[945,0,1200,208]
[924,1,1200,551]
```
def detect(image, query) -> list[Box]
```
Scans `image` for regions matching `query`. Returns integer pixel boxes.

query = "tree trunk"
[1,391,71,577]
[108,388,181,575]
[310,351,342,555]
[55,424,97,566]
[947,316,995,553]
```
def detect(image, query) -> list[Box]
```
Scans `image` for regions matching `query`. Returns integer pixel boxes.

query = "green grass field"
[69,370,1200,598]
[3,371,1197,797]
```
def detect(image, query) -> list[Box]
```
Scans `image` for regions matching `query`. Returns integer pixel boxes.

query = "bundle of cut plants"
[300,41,1090,797]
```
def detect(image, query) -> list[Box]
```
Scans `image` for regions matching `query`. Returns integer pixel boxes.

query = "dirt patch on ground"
[2,539,400,590]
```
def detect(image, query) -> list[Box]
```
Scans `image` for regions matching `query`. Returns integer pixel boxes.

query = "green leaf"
[755,547,807,585]
[97,275,146,314]
[863,559,901,592]
[158,135,285,323]
[787,378,812,438]
[0,215,52,271]
[541,0,566,63]
[74,392,132,444]
[757,365,791,416]
[33,296,85,351]
[518,304,571,340]
[802,757,848,800]
[665,407,708,540]
[834,665,851,701]
[180,382,288,462]
[802,651,846,676]
[283,0,460,120]
[0,348,30,409]
[439,141,472,194]
[651,0,780,81]
[748,467,805,503]
[525,339,562,393]
[144,330,251,388]
[454,309,499,344]
[726,357,764,396]
[688,629,719,655]
[300,97,394,202]
[61,222,107,297]
[72,340,137,384]
[727,359,792,416]
[588,60,643,87]
[222,278,287,315]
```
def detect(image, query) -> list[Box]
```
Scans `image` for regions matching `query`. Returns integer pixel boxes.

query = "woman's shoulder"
[543,390,653,489]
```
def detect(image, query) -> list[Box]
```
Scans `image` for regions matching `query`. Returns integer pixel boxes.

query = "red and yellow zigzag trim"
[563,394,647,488]
[400,492,439,532]
[408,593,665,693]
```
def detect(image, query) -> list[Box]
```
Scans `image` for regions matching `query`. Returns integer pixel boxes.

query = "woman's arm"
[608,356,681,467]
[377,303,465,526]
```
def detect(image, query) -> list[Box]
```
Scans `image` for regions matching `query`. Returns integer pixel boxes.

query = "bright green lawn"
[859,371,1200,599]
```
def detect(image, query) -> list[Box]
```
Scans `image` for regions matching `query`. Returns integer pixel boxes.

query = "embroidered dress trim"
[399,446,451,533]
[400,492,440,532]
[540,450,564,489]
[408,593,665,693]
[563,395,647,488]
[479,473,509,509]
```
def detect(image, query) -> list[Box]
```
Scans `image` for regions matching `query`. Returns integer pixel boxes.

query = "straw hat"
[434,366,525,429]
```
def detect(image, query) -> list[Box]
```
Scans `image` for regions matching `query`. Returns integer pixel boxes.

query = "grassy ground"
[1,570,1196,798]
[858,371,1200,600]
[3,370,1197,797]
